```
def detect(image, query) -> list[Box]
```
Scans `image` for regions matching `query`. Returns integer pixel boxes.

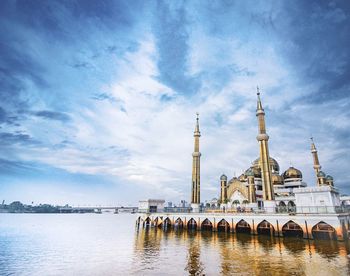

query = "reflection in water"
[134,227,350,275]
[2,214,347,275]
[185,231,204,275]
[283,236,306,255]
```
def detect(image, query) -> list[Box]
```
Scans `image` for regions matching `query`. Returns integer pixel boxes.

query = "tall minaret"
[256,88,274,201]
[310,137,321,176]
[191,113,201,209]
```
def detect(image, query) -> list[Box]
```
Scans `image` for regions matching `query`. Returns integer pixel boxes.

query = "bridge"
[59,206,138,214]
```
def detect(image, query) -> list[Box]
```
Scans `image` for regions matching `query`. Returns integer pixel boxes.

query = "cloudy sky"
[0,0,349,206]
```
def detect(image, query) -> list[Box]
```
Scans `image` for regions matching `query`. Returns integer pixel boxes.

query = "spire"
[255,87,274,201]
[191,113,201,206]
[256,86,264,112]
[310,137,321,183]
[194,112,200,137]
[310,136,317,152]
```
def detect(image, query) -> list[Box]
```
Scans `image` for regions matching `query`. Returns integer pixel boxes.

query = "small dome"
[272,174,284,185]
[238,173,246,181]
[317,171,326,178]
[283,167,302,180]
[220,174,227,181]
[245,168,254,177]
[253,157,280,173]
[251,166,261,178]
[326,175,333,180]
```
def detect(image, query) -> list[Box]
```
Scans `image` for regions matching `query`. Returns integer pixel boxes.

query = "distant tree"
[9,201,24,212]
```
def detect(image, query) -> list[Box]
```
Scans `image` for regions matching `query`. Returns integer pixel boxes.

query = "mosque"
[191,88,341,213]
[137,88,349,241]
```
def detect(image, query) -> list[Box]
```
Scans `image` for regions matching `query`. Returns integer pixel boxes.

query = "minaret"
[256,88,274,201]
[220,174,227,204]
[310,137,322,180]
[191,113,201,211]
[246,169,256,203]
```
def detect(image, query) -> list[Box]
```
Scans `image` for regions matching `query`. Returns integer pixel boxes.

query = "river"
[0,213,349,275]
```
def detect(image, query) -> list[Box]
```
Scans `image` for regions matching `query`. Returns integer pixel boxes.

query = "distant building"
[138,199,165,213]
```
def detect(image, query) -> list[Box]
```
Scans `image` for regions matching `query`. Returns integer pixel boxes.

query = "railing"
[138,205,350,215]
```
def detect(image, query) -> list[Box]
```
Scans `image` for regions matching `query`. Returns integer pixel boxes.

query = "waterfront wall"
[136,212,350,241]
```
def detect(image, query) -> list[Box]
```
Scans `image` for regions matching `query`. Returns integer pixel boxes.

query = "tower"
[310,137,322,182]
[256,88,274,201]
[191,113,201,211]
[220,174,227,204]
[246,169,256,203]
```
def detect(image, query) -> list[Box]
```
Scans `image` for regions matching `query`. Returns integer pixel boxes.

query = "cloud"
[33,110,70,122]
[0,0,350,205]
[0,132,38,146]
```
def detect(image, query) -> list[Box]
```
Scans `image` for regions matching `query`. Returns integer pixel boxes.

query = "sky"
[0,0,349,206]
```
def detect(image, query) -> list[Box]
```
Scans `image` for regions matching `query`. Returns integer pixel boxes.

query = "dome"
[251,166,261,178]
[272,174,284,185]
[220,174,227,181]
[283,167,302,180]
[245,168,254,177]
[326,175,333,180]
[317,171,326,178]
[253,157,280,173]
[238,173,246,181]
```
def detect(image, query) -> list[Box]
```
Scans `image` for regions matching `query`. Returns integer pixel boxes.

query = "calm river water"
[0,213,349,275]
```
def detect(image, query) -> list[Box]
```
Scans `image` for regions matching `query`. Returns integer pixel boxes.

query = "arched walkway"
[201,218,213,231]
[174,218,183,229]
[217,219,230,232]
[236,219,251,234]
[312,221,337,240]
[187,218,197,230]
[257,220,274,236]
[282,221,303,238]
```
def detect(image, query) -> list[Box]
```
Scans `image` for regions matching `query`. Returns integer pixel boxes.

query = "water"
[0,214,349,275]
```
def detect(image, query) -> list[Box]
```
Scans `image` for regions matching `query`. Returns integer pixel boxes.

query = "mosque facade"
[191,89,341,213]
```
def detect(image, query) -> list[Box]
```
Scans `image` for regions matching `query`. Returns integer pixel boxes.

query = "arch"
[153,217,159,227]
[257,220,274,236]
[235,219,251,234]
[162,217,171,229]
[174,217,184,228]
[217,219,230,232]
[287,201,296,212]
[312,221,337,240]
[201,218,213,231]
[187,218,197,230]
[232,199,240,205]
[282,220,303,238]
[278,201,287,213]
[144,217,151,227]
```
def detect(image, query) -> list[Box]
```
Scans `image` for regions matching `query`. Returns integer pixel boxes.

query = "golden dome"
[272,173,284,185]
[282,167,302,180]
[252,167,261,178]
[238,173,246,181]
[253,157,280,173]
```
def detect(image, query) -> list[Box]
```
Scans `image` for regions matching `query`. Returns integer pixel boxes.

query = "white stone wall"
[294,186,340,213]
